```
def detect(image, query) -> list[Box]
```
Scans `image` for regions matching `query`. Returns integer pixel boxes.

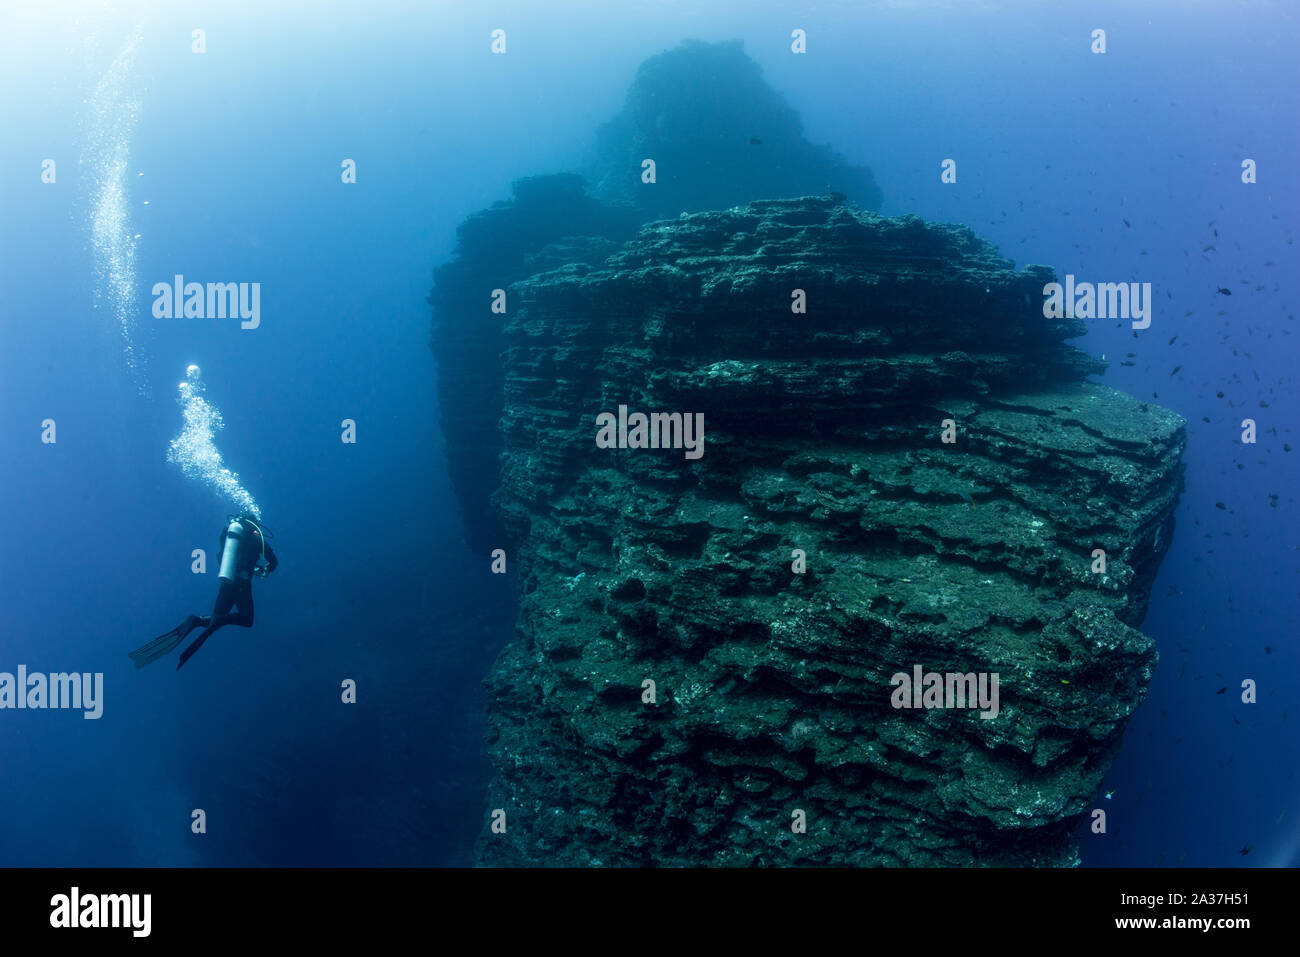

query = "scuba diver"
[129,513,278,670]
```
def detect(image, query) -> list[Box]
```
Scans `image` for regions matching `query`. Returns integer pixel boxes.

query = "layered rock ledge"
[430,41,881,551]
[474,197,1184,866]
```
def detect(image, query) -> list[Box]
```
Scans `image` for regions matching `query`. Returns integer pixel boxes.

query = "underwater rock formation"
[431,41,882,550]
[588,39,882,218]
[429,174,641,549]
[475,196,1184,866]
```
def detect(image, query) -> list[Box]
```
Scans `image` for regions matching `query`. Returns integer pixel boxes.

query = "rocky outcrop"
[431,41,883,550]
[588,40,882,218]
[429,174,641,549]
[475,197,1184,866]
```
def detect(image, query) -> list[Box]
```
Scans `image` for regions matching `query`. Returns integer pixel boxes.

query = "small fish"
[1104,790,1115,800]
[1170,365,1182,376]
[1168,336,1178,345]
[1215,502,1227,510]
[1216,686,1227,695]
[1217,287,1232,296]
[1240,845,1252,856]
[746,137,763,145]
[1060,679,1070,685]
[1122,218,1131,228]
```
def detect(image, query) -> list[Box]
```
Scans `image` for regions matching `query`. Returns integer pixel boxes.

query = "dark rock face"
[588,40,882,218]
[476,197,1184,866]
[431,41,884,550]
[429,174,641,549]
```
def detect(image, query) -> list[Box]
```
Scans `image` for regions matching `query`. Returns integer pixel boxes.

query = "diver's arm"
[262,545,278,576]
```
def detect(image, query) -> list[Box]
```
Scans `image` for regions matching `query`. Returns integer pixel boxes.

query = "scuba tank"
[218,514,271,579]
[218,518,247,580]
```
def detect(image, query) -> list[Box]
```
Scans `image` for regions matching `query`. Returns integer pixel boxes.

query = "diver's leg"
[201,579,241,630]
[178,580,249,669]
[229,579,253,627]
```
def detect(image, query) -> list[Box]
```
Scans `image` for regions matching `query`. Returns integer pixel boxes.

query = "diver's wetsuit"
[206,566,255,628]
[205,521,274,630]
[176,517,277,668]
[199,521,275,630]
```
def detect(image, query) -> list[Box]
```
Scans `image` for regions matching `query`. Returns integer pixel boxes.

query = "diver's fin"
[176,629,213,670]
[129,615,203,669]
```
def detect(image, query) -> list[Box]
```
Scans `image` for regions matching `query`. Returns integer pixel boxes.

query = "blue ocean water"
[0,0,1295,867]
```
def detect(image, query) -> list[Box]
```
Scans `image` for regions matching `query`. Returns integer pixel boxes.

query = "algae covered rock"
[474,197,1184,866]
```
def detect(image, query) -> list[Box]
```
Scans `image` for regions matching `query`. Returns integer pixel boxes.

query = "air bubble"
[167,365,261,518]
